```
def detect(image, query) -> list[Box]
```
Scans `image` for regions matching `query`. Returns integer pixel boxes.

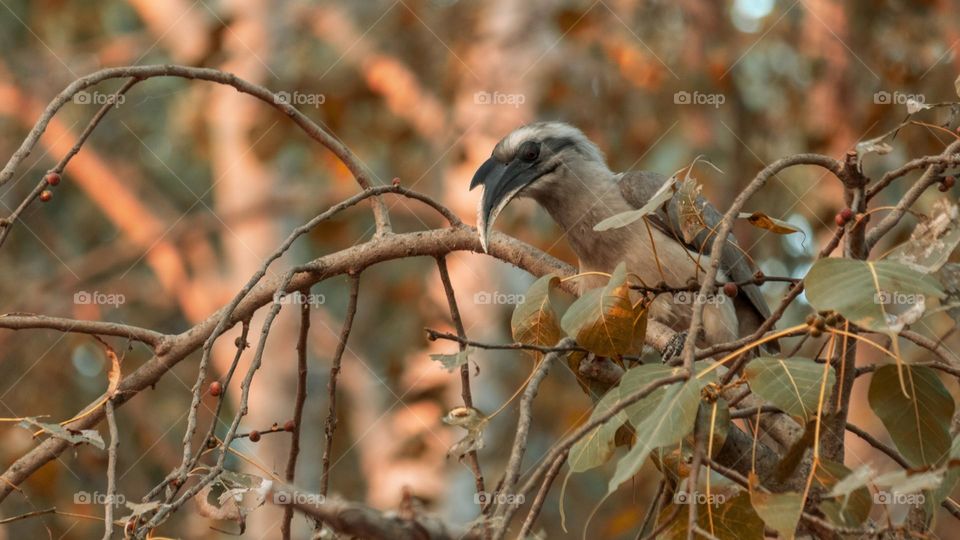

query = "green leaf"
[826,464,875,503]
[19,417,105,450]
[805,258,944,334]
[608,378,700,492]
[429,347,474,372]
[655,398,730,482]
[594,177,675,231]
[618,364,684,425]
[695,398,730,457]
[932,435,960,506]
[742,357,835,423]
[868,364,954,467]
[511,274,563,356]
[567,388,627,473]
[814,460,872,527]
[749,480,803,540]
[659,492,765,540]
[560,262,641,357]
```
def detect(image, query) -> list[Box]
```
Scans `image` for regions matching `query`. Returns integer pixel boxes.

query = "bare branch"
[491,339,571,538]
[321,275,361,497]
[102,399,119,540]
[436,256,485,496]
[0,314,167,348]
[866,140,960,248]
[0,64,392,232]
[282,288,313,540]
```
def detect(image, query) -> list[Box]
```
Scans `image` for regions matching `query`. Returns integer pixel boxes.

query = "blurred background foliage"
[0,0,958,537]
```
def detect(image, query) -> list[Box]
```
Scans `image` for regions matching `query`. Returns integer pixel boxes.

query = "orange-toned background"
[1,0,958,537]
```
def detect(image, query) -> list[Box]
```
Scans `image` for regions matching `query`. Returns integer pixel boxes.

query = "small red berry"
[834,213,846,227]
[722,282,738,298]
[208,381,223,396]
[44,172,61,186]
[39,190,53,202]
[944,176,956,188]
[839,208,854,221]
[392,177,401,186]
[248,430,261,442]
[284,420,296,432]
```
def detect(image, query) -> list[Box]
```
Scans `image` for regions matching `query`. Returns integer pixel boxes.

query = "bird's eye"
[518,141,540,162]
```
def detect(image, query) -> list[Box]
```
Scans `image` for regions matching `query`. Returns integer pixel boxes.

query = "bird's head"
[470,122,606,252]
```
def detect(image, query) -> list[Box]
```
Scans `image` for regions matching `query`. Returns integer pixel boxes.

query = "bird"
[470,121,773,356]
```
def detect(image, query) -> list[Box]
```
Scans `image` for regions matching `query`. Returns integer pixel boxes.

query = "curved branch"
[866,152,960,200]
[0,64,391,231]
[0,224,571,503]
[866,140,960,248]
[491,339,571,537]
[0,314,167,348]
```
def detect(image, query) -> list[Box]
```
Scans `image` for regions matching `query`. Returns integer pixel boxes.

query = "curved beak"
[470,157,542,252]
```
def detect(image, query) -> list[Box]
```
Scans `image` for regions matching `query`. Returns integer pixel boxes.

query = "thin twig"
[636,478,666,540]
[639,503,681,540]
[0,315,165,349]
[681,153,843,370]
[513,371,689,514]
[685,434,704,540]
[0,77,140,248]
[102,399,119,540]
[282,288,313,540]
[491,340,571,539]
[426,328,586,353]
[436,256,486,497]
[866,140,960,248]
[0,65,392,232]
[517,450,568,538]
[845,422,910,468]
[321,275,361,496]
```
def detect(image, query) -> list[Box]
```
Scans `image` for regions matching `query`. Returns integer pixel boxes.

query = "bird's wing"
[618,170,773,332]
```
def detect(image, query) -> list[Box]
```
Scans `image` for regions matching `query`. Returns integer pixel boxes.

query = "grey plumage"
[471,121,772,348]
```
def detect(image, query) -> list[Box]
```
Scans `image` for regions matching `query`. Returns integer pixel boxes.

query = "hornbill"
[470,121,773,356]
